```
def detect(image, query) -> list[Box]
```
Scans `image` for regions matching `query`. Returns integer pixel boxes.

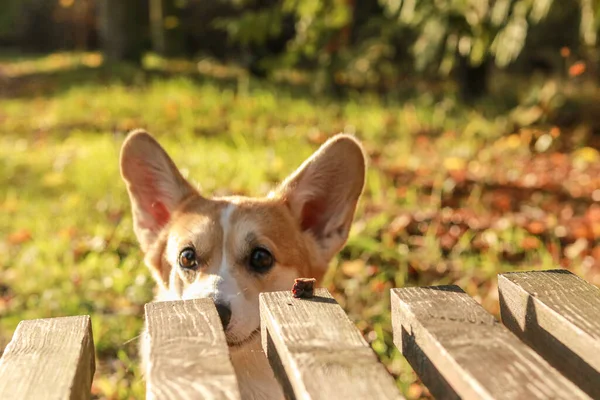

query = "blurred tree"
[380,0,598,100]
[215,0,296,77]
[217,0,394,93]
[4,0,600,101]
[218,0,600,98]
[97,0,149,63]
[150,0,185,57]
[0,0,97,52]
[282,0,354,92]
[510,1,582,77]
[175,0,239,59]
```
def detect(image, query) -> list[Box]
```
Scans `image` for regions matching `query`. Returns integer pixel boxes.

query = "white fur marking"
[215,204,242,308]
[219,204,235,274]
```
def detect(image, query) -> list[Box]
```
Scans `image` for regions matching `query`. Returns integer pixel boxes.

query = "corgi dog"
[120,130,366,399]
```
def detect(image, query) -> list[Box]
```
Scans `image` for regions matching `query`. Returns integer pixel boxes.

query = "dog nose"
[214,302,232,329]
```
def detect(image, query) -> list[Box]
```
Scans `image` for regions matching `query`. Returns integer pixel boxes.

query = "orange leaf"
[526,221,545,235]
[521,236,540,250]
[371,281,386,293]
[341,260,365,277]
[591,222,600,240]
[569,62,586,77]
[7,229,32,245]
[592,246,600,261]
[366,265,379,276]
[407,383,423,399]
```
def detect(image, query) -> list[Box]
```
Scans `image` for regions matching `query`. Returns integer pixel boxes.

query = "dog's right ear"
[120,130,196,252]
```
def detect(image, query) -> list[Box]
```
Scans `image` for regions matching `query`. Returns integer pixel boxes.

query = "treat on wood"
[292,278,316,298]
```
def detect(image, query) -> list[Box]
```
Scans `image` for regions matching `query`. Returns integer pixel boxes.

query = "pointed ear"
[120,130,196,252]
[274,134,366,262]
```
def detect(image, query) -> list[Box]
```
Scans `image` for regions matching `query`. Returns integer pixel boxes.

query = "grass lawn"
[1,53,599,399]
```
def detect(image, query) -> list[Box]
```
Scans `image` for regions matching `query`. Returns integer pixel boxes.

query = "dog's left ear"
[275,134,366,262]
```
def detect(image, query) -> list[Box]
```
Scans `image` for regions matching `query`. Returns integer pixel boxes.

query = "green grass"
[1,53,599,399]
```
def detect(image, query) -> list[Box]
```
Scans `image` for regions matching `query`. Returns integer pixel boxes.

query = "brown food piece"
[292,278,316,298]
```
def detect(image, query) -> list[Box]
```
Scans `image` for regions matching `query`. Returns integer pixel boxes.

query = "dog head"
[121,130,365,348]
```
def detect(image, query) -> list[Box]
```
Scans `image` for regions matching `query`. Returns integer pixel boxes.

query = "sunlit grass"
[1,53,598,399]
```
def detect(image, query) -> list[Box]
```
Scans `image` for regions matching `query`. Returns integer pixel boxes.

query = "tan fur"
[120,130,366,400]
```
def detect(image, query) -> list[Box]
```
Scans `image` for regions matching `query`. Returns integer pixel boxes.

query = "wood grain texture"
[260,288,404,400]
[391,285,590,400]
[0,315,95,400]
[144,299,241,400]
[499,269,600,398]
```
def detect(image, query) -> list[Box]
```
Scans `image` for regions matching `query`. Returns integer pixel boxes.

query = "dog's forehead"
[169,195,291,242]
[174,195,281,219]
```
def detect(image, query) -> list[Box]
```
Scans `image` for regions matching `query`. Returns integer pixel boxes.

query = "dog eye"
[249,247,274,273]
[178,248,198,269]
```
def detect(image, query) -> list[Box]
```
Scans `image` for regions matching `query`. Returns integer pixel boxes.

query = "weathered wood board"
[260,288,404,400]
[499,269,600,398]
[392,285,590,400]
[0,315,95,400]
[144,299,241,400]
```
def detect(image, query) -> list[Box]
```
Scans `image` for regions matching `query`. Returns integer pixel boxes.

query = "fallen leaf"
[569,61,586,77]
[370,280,386,293]
[407,383,423,398]
[341,260,365,277]
[443,157,466,171]
[7,229,32,245]
[573,147,599,164]
[526,221,545,235]
[521,236,540,250]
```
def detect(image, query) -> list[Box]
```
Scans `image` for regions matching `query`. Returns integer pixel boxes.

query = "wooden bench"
[144,299,241,400]
[260,288,402,400]
[0,316,95,400]
[0,269,598,399]
[392,284,589,399]
[498,270,600,398]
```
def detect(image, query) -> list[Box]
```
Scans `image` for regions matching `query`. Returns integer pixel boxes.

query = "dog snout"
[215,301,232,329]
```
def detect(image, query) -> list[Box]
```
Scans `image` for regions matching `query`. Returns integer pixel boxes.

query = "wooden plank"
[391,285,590,400]
[144,299,241,400]
[0,315,95,400]
[499,269,600,398]
[260,288,404,400]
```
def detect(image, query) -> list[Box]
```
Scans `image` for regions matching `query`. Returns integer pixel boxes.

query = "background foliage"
[1,1,600,399]
[2,0,600,95]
